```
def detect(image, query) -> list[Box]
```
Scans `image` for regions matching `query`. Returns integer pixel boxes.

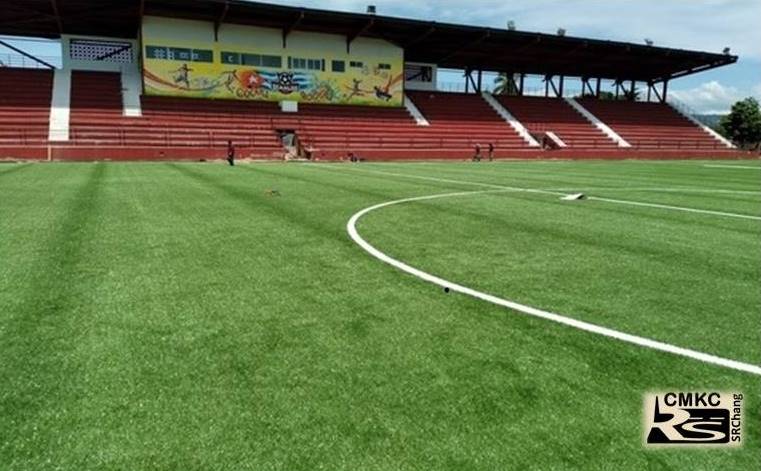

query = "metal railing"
[436,82,586,98]
[0,123,734,152]
[0,53,61,69]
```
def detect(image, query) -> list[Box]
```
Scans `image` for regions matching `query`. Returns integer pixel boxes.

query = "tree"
[597,91,616,100]
[574,91,635,101]
[622,87,641,101]
[493,73,520,96]
[720,97,761,150]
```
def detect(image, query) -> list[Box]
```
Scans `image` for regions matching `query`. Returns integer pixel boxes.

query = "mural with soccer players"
[141,16,404,107]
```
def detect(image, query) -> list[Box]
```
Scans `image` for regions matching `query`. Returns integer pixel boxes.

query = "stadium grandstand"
[0,0,747,161]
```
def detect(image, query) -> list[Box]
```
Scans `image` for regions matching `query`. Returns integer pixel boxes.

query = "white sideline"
[547,188,761,195]
[704,165,761,170]
[335,167,761,221]
[590,196,761,221]
[347,190,761,376]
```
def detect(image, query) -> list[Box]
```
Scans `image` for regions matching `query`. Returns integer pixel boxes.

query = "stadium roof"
[0,0,738,82]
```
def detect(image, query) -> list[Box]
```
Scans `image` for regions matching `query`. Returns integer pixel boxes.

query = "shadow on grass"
[0,162,107,448]
[0,163,31,179]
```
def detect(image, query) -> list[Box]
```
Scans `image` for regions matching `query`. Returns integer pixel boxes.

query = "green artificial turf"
[0,160,759,471]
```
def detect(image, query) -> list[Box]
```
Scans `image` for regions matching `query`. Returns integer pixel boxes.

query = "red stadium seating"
[69,70,284,153]
[270,103,421,158]
[0,68,53,147]
[406,91,528,152]
[577,98,726,150]
[497,96,618,149]
[1,67,745,161]
[69,70,284,157]
[283,101,520,159]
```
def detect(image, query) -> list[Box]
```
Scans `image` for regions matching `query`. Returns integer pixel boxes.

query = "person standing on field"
[227,140,236,166]
[473,143,482,162]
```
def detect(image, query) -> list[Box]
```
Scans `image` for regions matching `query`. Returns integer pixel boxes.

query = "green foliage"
[597,91,617,100]
[720,97,761,149]
[575,90,638,101]
[622,87,641,101]
[493,72,519,95]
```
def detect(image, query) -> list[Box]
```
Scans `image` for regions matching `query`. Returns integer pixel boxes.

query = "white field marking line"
[589,196,761,221]
[333,166,761,221]
[704,164,761,170]
[543,188,761,196]
[347,190,761,376]
[357,165,761,196]
[311,164,565,196]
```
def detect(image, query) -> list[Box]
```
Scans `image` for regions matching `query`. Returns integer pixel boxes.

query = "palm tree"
[493,73,520,95]
[622,87,642,101]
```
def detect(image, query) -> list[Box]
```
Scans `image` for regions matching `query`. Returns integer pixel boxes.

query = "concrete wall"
[141,16,405,106]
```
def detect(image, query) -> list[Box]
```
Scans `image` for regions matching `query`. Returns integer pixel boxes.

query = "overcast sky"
[273,0,761,113]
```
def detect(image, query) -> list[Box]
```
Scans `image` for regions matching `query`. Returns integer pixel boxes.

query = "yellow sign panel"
[141,18,404,107]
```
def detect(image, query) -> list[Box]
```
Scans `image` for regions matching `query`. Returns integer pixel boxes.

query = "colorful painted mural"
[141,17,405,107]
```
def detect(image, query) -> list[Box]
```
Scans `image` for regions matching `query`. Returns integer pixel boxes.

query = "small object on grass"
[444,287,450,293]
[265,189,282,197]
[561,193,587,201]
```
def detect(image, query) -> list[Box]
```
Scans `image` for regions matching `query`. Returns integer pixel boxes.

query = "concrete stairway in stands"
[497,96,619,149]
[405,91,528,153]
[577,98,728,150]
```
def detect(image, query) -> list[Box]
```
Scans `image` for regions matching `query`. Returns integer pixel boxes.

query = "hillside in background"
[694,113,727,129]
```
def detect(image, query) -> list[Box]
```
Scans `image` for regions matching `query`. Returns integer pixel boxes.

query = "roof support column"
[282,11,305,48]
[347,18,374,53]
[596,78,601,98]
[545,76,559,98]
[50,0,63,35]
[581,77,593,97]
[214,1,230,42]
[629,80,636,101]
[662,80,669,103]
[559,75,565,97]
[477,69,482,93]
[138,0,145,35]
[519,74,525,96]
[465,69,479,94]
[648,81,663,103]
